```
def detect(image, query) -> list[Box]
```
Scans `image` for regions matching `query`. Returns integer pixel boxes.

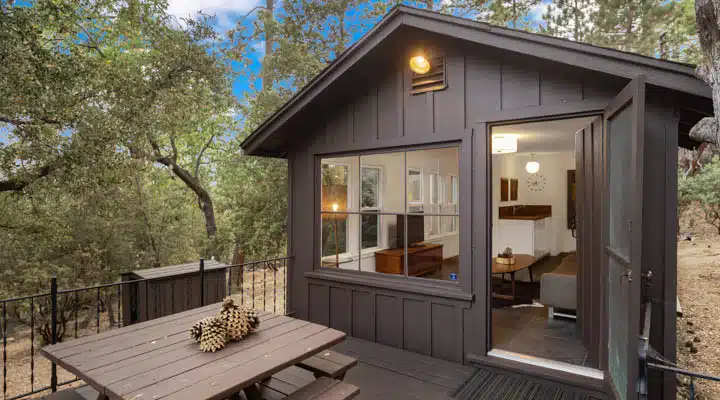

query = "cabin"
[241,6,712,399]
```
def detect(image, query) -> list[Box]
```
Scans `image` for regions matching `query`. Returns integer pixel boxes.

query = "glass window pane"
[321,156,359,212]
[321,213,359,270]
[361,214,406,274]
[413,216,459,282]
[361,167,380,209]
[407,147,459,213]
[361,213,379,249]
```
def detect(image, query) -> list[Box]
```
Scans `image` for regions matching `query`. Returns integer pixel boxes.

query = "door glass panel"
[608,255,629,400]
[607,104,632,258]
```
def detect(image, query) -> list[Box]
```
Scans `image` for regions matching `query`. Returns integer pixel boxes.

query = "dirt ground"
[677,234,720,400]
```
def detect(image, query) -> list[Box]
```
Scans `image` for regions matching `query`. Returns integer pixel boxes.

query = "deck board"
[332,337,474,399]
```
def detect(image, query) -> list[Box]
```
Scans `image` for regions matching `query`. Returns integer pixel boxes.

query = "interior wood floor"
[423,255,460,281]
[492,306,592,367]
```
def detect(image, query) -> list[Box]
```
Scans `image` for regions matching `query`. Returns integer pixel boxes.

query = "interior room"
[490,117,599,370]
[319,146,460,281]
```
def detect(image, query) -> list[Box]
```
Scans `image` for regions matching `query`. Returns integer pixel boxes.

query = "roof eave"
[241,5,711,156]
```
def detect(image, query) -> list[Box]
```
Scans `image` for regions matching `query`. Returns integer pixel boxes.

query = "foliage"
[680,157,720,234]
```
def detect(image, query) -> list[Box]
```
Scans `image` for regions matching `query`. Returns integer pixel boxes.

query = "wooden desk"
[40,303,345,400]
[375,243,443,276]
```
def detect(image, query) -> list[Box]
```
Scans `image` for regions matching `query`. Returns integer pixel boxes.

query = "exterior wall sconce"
[409,55,431,74]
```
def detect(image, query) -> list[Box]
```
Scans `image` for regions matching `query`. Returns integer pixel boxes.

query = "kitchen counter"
[499,214,550,221]
[498,205,552,220]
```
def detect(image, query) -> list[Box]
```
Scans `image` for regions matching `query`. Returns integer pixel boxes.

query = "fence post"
[50,276,58,392]
[199,259,205,307]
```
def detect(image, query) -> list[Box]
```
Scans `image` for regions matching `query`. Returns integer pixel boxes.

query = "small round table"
[491,254,538,300]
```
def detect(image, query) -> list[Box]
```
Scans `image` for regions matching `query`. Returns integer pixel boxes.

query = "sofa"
[539,252,577,319]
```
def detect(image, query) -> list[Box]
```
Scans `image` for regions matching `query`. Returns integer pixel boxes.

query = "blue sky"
[0,0,551,145]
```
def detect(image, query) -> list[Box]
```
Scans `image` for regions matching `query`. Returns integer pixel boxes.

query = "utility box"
[121,260,228,324]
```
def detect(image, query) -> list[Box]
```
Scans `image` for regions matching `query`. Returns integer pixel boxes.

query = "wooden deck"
[332,337,474,399]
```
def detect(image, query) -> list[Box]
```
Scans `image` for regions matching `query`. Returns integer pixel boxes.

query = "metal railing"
[638,271,720,400]
[0,256,290,400]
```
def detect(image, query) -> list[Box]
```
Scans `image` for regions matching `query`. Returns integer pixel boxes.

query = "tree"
[0,0,235,256]
[691,0,720,146]
[480,0,541,29]
[589,0,679,56]
[540,0,597,42]
[681,157,720,234]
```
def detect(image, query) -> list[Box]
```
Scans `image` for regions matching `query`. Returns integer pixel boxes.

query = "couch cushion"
[553,253,577,275]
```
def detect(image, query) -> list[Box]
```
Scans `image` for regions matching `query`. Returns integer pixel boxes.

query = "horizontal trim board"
[487,349,604,380]
[305,270,473,302]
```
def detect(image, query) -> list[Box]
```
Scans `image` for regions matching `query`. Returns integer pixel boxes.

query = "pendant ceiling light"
[525,154,540,174]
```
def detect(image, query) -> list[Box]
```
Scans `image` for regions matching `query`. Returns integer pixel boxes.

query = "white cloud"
[167,0,260,19]
[252,41,266,57]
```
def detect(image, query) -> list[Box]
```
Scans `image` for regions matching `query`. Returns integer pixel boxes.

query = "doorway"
[488,115,603,373]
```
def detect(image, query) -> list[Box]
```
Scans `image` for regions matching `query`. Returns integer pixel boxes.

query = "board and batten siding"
[288,35,627,363]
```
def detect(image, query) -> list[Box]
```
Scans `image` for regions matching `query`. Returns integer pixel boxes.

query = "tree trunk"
[156,156,218,255]
[692,0,720,145]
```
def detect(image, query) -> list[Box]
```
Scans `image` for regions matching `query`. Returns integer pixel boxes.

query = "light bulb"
[525,161,540,174]
[332,203,339,212]
[409,55,431,74]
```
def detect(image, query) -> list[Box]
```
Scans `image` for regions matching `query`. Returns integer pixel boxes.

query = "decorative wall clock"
[527,174,546,192]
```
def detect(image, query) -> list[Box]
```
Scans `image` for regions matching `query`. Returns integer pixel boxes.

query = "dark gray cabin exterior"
[242,6,712,399]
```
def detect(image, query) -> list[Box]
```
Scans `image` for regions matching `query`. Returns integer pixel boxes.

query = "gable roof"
[241,5,710,155]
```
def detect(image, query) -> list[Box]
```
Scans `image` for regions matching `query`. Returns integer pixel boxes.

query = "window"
[319,146,460,282]
[407,169,423,207]
[321,162,349,261]
[449,175,459,232]
[361,166,381,250]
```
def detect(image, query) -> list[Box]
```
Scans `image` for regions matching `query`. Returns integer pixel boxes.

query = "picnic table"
[40,302,346,400]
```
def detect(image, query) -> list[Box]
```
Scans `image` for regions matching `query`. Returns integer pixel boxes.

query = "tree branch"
[0,165,54,192]
[194,135,214,179]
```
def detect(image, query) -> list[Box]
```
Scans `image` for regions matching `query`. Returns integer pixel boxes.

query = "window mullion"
[403,151,408,278]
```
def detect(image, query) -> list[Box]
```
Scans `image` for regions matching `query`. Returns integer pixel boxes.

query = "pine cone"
[189,319,204,343]
[244,308,260,330]
[220,297,250,341]
[196,316,228,352]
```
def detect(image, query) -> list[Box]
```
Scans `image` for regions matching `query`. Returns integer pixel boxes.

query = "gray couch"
[539,253,577,319]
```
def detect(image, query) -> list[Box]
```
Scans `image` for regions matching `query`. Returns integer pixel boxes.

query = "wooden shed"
[240,6,712,399]
[121,260,227,324]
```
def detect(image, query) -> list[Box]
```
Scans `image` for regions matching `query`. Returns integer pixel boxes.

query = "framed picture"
[510,179,518,201]
[500,178,509,202]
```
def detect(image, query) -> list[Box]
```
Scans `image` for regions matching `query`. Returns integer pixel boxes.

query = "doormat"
[452,368,601,400]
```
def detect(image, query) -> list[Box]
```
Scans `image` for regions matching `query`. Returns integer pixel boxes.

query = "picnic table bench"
[40,302,358,400]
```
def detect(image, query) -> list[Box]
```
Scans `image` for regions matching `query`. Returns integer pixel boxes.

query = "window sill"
[305,268,474,302]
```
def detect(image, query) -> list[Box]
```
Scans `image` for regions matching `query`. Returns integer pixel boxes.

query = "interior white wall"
[322,147,460,273]
[492,151,576,256]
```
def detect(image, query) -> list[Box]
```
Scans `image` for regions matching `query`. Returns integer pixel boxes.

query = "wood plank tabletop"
[40,302,346,400]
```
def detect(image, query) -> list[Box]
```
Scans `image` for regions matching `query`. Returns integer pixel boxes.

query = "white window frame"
[320,161,356,263]
[407,167,424,207]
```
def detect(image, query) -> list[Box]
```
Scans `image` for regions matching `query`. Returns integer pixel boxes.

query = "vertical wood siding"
[289,35,636,363]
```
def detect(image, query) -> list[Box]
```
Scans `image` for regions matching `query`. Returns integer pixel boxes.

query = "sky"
[0,0,551,146]
[166,0,552,102]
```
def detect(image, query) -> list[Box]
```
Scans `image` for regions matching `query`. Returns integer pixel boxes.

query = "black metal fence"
[0,257,290,400]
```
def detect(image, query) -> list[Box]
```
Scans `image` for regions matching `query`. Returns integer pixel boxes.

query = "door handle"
[621,270,633,282]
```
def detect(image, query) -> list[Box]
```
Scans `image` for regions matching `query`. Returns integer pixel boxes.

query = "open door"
[575,116,603,369]
[603,76,646,400]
